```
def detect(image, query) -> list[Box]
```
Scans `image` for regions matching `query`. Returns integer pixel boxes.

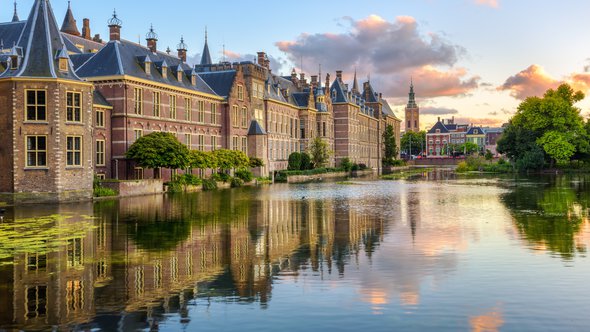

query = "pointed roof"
[428,119,450,134]
[1,0,82,80]
[12,1,20,22]
[362,81,379,103]
[200,28,212,65]
[352,70,359,94]
[248,120,267,136]
[407,79,418,109]
[60,1,80,36]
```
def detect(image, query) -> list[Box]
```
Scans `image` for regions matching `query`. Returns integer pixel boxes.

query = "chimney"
[325,73,331,90]
[82,18,91,40]
[177,37,188,63]
[145,25,158,53]
[336,70,343,81]
[291,68,297,81]
[108,10,122,42]
[379,93,382,100]
[311,75,318,88]
[93,34,102,43]
[257,52,268,68]
[300,73,306,83]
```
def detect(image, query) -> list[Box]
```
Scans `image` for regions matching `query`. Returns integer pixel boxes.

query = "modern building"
[0,0,402,203]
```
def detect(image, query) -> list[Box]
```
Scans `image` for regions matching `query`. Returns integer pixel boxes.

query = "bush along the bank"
[231,177,245,188]
[167,174,203,193]
[456,156,514,173]
[202,178,218,191]
[235,169,254,182]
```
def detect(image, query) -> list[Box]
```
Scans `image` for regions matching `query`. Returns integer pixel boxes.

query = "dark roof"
[248,120,267,136]
[330,78,350,103]
[93,90,111,107]
[69,52,94,69]
[200,37,212,65]
[0,21,26,50]
[63,34,104,53]
[12,1,19,22]
[60,2,80,36]
[198,70,236,98]
[1,0,82,81]
[381,99,399,120]
[292,92,310,108]
[467,127,485,135]
[75,39,217,96]
[362,81,380,103]
[428,120,450,134]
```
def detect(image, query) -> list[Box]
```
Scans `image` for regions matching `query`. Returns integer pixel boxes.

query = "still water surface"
[1,172,589,331]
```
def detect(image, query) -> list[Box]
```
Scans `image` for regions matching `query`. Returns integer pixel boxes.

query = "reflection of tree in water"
[500,176,589,259]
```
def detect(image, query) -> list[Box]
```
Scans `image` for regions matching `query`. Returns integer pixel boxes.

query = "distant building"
[405,81,420,132]
[426,118,496,158]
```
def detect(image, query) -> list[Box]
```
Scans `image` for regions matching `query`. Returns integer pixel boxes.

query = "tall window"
[134,129,143,142]
[153,92,161,117]
[170,95,177,119]
[185,98,192,121]
[211,103,218,125]
[211,136,217,150]
[185,134,191,148]
[66,136,82,167]
[241,107,248,128]
[198,100,205,123]
[134,88,143,115]
[323,122,327,137]
[232,137,239,151]
[26,90,47,121]
[197,135,205,151]
[96,110,105,127]
[67,238,83,268]
[26,136,47,167]
[241,137,247,154]
[66,92,82,122]
[25,286,47,319]
[96,140,105,166]
[237,85,244,101]
[232,105,239,128]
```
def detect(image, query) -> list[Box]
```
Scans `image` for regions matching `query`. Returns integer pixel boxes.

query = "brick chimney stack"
[257,52,270,69]
[177,37,188,63]
[108,10,122,42]
[146,25,158,53]
[82,18,91,40]
[325,73,331,91]
[336,70,343,82]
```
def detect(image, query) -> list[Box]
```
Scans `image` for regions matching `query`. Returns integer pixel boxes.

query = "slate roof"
[466,127,485,135]
[248,120,267,135]
[330,78,350,103]
[200,36,212,65]
[93,90,111,107]
[60,2,80,36]
[381,99,400,120]
[0,21,26,50]
[63,33,104,53]
[292,92,310,108]
[69,52,94,70]
[362,81,380,103]
[198,70,236,98]
[428,120,450,134]
[75,39,217,96]
[1,0,82,81]
[12,2,19,22]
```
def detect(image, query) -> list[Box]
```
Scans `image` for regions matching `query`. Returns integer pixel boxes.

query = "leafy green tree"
[401,131,426,155]
[249,157,265,168]
[300,152,312,170]
[382,125,398,166]
[126,132,190,172]
[189,150,217,170]
[460,142,480,155]
[288,152,302,170]
[499,84,586,168]
[212,149,249,171]
[340,157,353,171]
[308,137,332,168]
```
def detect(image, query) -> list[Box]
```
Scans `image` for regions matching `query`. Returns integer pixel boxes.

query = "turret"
[146,25,158,53]
[108,9,122,41]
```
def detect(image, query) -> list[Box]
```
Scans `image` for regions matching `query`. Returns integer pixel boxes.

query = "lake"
[1,171,589,331]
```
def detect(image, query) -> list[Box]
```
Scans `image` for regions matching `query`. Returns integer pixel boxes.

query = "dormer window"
[162,67,168,79]
[177,70,183,82]
[191,74,197,86]
[331,89,337,99]
[474,129,479,135]
[59,58,68,72]
[10,56,18,70]
[145,63,151,75]
[56,47,69,72]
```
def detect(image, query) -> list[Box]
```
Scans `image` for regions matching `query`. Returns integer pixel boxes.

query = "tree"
[300,152,312,170]
[460,142,480,155]
[382,125,398,166]
[189,150,217,170]
[308,137,332,168]
[288,152,302,170]
[401,131,426,156]
[249,157,265,168]
[499,84,586,168]
[212,149,249,171]
[126,132,190,172]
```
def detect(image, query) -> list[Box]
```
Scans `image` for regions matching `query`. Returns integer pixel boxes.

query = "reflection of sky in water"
[1,176,590,331]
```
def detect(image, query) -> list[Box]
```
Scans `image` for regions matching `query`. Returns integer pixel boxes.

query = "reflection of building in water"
[1,191,386,330]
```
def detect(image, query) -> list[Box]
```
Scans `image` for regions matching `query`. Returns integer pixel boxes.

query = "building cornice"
[1,77,94,87]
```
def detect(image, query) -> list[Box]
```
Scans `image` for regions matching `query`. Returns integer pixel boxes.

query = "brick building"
[0,0,402,202]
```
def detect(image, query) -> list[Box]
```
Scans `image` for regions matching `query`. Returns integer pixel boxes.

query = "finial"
[108,8,122,27]
[12,0,19,22]
[177,36,187,51]
[205,26,208,43]
[68,1,71,10]
[146,24,158,40]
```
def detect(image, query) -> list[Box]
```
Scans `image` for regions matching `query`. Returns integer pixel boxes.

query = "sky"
[5,0,590,130]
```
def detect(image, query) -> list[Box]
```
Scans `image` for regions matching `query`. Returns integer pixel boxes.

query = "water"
[1,172,589,331]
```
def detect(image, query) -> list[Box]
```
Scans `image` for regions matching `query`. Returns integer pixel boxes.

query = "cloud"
[421,106,459,116]
[276,15,479,99]
[186,49,288,74]
[474,0,499,8]
[498,64,590,100]
[452,116,505,127]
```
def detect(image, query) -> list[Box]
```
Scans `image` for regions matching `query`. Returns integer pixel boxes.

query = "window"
[237,85,244,101]
[67,238,83,268]
[134,129,143,142]
[241,107,248,128]
[96,173,106,180]
[242,137,247,154]
[66,92,82,122]
[232,105,239,128]
[197,135,205,151]
[436,129,441,134]
[323,122,327,137]
[134,167,144,180]
[96,110,105,127]
[96,140,105,166]
[27,253,47,272]
[170,95,177,119]
[66,136,82,167]
[25,286,47,319]
[134,88,143,115]
[232,136,239,151]
[211,103,217,125]
[59,58,68,72]
[26,90,47,121]
[198,100,205,123]
[26,136,47,167]
[153,92,161,117]
[185,98,192,121]
[211,136,217,150]
[185,134,191,148]
[254,109,265,129]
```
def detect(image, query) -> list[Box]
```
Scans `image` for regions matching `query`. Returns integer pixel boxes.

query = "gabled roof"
[1,0,82,81]
[75,39,218,96]
[428,120,450,134]
[198,70,237,98]
[248,120,267,136]
[381,99,400,120]
[292,92,310,108]
[330,78,350,103]
[62,33,104,53]
[467,127,485,135]
[362,81,380,103]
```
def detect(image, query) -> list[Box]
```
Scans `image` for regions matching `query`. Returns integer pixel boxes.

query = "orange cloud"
[474,0,499,8]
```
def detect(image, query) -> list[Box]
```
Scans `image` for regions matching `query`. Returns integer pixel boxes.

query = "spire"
[60,1,80,36]
[12,1,19,22]
[407,78,418,109]
[2,0,82,80]
[200,27,212,65]
[352,69,359,94]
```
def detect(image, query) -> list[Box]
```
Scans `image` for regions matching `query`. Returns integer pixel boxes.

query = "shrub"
[300,153,312,170]
[274,171,288,183]
[235,169,254,182]
[456,161,470,173]
[391,160,406,167]
[485,149,494,161]
[340,158,353,172]
[288,152,302,170]
[212,172,231,183]
[249,157,265,168]
[256,177,273,184]
[202,178,218,191]
[351,164,360,171]
[358,164,368,170]
[93,186,118,197]
[231,177,244,188]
